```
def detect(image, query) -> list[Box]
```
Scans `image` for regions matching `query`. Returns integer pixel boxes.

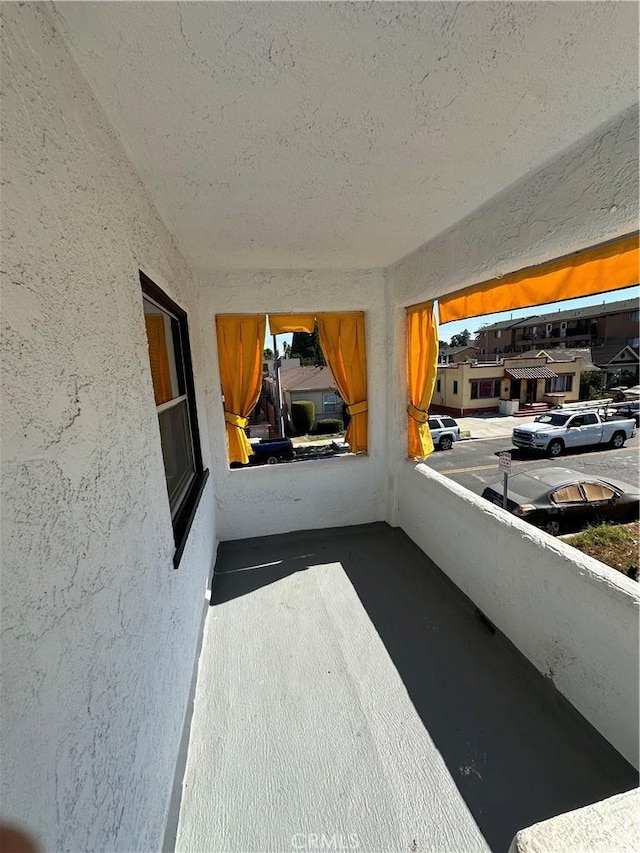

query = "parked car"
[481,467,640,535]
[428,415,461,450]
[512,408,635,456]
[249,437,295,465]
[229,437,295,467]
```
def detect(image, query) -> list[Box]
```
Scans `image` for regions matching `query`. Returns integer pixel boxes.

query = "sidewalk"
[457,413,537,440]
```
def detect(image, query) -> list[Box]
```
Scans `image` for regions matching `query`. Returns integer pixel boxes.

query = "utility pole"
[273,334,285,438]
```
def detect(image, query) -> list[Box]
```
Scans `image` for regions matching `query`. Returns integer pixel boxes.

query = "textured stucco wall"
[196,269,388,540]
[1,5,217,851]
[399,464,640,768]
[385,107,639,521]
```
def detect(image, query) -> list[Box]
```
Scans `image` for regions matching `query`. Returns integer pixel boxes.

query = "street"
[426,431,640,496]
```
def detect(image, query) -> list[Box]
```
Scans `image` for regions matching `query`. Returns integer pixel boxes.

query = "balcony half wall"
[399,462,640,768]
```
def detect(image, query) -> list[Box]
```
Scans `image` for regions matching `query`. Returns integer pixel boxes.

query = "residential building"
[431,353,584,415]
[592,344,640,387]
[264,365,343,430]
[511,297,639,352]
[2,5,638,853]
[474,317,528,355]
[438,343,481,364]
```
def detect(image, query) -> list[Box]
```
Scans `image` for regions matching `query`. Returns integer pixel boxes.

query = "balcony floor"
[175,523,637,852]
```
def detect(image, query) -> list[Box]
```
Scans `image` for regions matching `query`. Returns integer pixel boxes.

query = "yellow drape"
[439,234,639,324]
[407,302,438,459]
[144,314,173,405]
[269,314,315,335]
[316,313,368,453]
[215,314,266,465]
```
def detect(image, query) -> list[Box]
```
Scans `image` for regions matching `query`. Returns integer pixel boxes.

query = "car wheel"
[267,455,279,465]
[610,431,626,449]
[543,518,561,536]
[439,435,453,451]
[547,440,564,458]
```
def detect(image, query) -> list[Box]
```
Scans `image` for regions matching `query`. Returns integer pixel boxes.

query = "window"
[141,272,208,568]
[582,482,616,501]
[428,418,440,430]
[453,380,458,395]
[442,417,458,427]
[545,374,573,393]
[323,392,338,413]
[496,330,501,339]
[436,379,441,392]
[470,379,501,399]
[552,484,585,504]
[629,311,639,322]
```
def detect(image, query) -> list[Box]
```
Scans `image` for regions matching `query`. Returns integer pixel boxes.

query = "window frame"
[141,271,209,569]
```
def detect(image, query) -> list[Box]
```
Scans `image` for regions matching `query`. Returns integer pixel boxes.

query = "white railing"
[397,462,640,768]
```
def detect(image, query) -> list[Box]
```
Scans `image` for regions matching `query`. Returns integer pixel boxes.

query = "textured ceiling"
[53,2,638,270]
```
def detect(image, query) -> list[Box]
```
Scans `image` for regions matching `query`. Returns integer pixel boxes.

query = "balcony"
[2,4,639,852]
[171,470,638,852]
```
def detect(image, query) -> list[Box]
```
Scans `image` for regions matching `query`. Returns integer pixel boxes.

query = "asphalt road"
[426,431,640,496]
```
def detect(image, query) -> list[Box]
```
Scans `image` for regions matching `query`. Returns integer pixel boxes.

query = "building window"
[141,272,208,568]
[322,392,338,413]
[629,311,639,322]
[496,330,501,339]
[436,379,441,392]
[545,374,573,393]
[453,380,458,394]
[470,379,501,399]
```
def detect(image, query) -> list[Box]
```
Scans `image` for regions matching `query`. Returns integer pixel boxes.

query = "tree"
[449,329,471,347]
[290,325,326,367]
[263,347,274,360]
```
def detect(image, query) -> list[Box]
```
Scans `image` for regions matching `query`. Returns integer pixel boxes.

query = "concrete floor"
[175,524,637,853]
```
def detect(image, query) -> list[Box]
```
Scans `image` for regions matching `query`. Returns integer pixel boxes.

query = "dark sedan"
[481,466,640,536]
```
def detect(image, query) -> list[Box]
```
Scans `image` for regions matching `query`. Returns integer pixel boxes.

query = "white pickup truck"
[512,409,636,457]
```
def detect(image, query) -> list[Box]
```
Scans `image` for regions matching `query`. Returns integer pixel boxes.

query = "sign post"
[498,451,512,509]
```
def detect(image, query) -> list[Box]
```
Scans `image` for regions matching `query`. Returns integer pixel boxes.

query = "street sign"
[498,451,512,473]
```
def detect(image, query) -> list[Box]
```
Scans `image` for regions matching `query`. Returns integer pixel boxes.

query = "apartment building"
[475,297,639,356]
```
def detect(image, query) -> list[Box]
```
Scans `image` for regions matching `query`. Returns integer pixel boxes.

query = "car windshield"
[534,413,571,425]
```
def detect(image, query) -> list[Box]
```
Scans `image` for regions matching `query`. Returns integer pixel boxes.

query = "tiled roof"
[506,366,558,379]
[278,366,336,392]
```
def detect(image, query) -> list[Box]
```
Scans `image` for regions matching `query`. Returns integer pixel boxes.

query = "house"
[264,365,343,429]
[438,343,481,364]
[431,352,585,415]
[591,344,640,387]
[2,5,638,853]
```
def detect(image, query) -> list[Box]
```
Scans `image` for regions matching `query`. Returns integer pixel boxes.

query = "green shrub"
[315,418,343,434]
[291,400,315,434]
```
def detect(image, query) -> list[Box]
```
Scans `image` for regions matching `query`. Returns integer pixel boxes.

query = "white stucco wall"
[398,463,640,768]
[1,6,217,851]
[385,106,639,521]
[196,270,388,540]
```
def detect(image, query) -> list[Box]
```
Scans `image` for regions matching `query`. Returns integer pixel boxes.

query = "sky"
[265,284,639,351]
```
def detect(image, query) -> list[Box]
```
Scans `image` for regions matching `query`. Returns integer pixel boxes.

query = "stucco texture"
[1,5,216,851]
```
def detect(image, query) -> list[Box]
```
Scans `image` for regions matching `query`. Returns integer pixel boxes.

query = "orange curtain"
[406,302,438,459]
[216,314,266,465]
[316,313,368,453]
[269,314,315,335]
[439,234,639,324]
[144,315,172,405]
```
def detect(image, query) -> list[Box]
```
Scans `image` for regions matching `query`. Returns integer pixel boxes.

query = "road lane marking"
[440,446,636,476]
